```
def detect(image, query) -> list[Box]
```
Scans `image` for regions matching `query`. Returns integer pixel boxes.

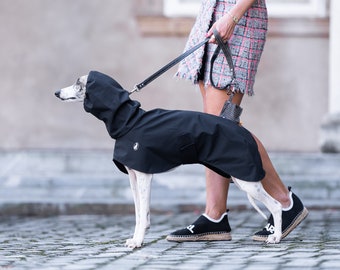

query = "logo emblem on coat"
[133,142,139,151]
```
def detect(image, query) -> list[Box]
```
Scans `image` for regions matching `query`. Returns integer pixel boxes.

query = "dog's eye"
[74,85,81,91]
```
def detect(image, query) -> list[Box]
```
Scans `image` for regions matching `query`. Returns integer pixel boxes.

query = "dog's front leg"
[233,178,282,244]
[125,168,140,248]
[125,168,152,249]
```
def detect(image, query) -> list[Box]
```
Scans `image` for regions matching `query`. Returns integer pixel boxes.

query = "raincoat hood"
[84,71,144,139]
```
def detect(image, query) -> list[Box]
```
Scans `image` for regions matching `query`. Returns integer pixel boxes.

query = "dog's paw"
[266,234,281,244]
[125,238,142,249]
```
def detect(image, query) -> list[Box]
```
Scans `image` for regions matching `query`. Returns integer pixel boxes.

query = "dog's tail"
[247,194,267,220]
[232,177,268,220]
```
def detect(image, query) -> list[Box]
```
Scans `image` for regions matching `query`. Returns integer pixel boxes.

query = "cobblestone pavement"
[1,151,340,269]
[0,209,339,270]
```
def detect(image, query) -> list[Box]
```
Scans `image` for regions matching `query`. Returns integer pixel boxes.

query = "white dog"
[55,71,282,249]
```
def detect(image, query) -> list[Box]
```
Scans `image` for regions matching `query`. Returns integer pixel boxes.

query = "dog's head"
[55,75,88,102]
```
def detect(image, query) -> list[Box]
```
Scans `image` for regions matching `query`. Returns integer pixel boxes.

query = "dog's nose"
[55,90,61,98]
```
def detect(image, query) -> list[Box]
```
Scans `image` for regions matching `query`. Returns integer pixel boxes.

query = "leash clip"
[129,84,141,95]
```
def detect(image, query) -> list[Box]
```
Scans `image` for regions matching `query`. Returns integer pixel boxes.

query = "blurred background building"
[1,0,338,153]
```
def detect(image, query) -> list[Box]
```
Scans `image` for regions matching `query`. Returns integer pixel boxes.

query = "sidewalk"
[0,150,339,269]
[0,210,339,269]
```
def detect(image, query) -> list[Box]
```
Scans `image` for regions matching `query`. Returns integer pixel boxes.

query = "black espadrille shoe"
[253,188,308,242]
[166,213,232,242]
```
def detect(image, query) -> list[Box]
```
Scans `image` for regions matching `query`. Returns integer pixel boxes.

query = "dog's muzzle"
[55,90,76,101]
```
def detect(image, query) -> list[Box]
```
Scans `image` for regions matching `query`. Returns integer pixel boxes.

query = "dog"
[55,71,282,249]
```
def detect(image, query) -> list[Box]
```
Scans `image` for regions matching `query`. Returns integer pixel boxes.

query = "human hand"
[206,13,236,44]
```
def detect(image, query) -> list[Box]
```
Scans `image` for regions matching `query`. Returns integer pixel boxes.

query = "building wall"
[0,0,329,151]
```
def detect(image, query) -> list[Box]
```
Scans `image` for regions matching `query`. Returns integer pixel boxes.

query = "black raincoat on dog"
[83,71,265,182]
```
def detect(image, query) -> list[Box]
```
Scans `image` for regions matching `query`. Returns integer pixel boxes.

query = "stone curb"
[1,150,339,215]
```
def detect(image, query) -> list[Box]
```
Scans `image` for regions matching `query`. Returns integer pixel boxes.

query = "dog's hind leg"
[125,168,152,249]
[232,178,282,244]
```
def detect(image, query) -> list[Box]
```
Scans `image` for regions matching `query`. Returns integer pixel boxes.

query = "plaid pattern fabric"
[176,0,268,96]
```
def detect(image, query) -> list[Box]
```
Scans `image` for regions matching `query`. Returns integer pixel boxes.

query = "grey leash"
[210,29,236,91]
[211,29,242,123]
[130,30,235,95]
[129,38,209,95]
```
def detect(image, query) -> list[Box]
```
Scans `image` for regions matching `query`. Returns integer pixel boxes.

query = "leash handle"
[210,29,236,91]
[130,38,209,94]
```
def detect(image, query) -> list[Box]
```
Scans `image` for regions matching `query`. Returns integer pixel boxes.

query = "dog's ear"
[74,75,88,100]
[79,75,88,86]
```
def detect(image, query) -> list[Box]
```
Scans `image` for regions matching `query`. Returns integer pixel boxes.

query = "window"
[267,0,328,17]
[163,0,200,17]
[163,0,329,18]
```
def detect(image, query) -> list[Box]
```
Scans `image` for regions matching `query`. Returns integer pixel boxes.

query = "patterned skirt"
[176,0,268,96]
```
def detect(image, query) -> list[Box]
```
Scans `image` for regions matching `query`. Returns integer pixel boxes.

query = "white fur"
[232,178,282,244]
[55,76,283,248]
[125,168,152,248]
[55,75,88,101]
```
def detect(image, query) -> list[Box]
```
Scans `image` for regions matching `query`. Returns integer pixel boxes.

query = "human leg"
[200,82,233,219]
[166,83,233,242]
[250,134,308,241]
[202,85,298,210]
[251,133,291,208]
[197,84,294,217]
[227,95,308,240]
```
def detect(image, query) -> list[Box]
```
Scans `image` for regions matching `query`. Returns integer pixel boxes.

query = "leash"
[210,29,236,91]
[129,38,209,94]
[130,30,235,95]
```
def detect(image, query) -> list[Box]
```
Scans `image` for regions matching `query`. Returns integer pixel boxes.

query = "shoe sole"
[166,232,232,242]
[252,207,309,242]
